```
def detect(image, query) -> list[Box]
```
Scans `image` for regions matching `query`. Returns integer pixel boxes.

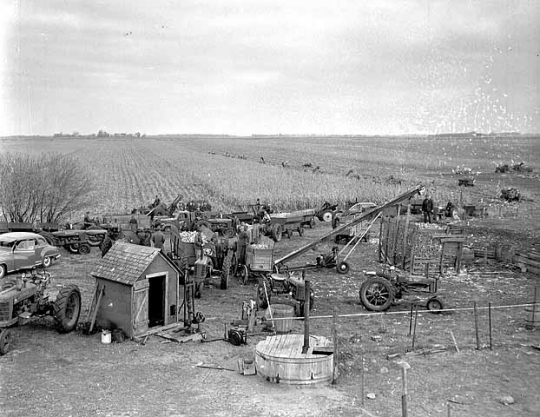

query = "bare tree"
[0,152,94,223]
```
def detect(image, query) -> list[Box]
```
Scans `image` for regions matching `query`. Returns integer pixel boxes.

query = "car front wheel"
[0,264,6,279]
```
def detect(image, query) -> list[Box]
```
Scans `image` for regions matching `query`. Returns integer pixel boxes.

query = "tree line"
[0,152,94,224]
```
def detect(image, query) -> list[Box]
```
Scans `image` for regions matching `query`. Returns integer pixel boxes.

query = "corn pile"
[250,243,271,249]
[416,223,446,230]
[179,231,209,244]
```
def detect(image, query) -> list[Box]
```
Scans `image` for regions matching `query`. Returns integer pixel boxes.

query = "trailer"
[269,213,304,240]
[273,185,426,274]
[51,229,107,254]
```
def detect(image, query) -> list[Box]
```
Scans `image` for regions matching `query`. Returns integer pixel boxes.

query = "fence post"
[488,302,493,350]
[474,302,481,350]
[332,307,339,384]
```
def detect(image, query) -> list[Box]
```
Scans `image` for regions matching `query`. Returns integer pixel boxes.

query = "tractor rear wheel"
[220,252,232,290]
[359,277,394,312]
[53,285,82,333]
[230,253,238,277]
[0,329,12,356]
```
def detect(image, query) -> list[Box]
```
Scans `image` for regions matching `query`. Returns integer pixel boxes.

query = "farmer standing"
[151,226,165,250]
[422,195,434,224]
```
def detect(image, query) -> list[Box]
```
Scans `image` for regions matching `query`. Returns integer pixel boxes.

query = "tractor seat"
[270,273,288,281]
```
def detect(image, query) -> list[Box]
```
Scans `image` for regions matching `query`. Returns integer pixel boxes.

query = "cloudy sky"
[1,0,538,136]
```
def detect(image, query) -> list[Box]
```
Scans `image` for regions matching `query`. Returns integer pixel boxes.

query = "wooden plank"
[137,322,184,338]
[515,255,540,269]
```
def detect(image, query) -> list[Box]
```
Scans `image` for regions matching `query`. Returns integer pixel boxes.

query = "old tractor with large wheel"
[359,267,444,312]
[256,271,315,317]
[0,268,82,355]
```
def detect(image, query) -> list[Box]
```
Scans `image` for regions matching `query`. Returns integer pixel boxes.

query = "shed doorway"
[148,274,166,327]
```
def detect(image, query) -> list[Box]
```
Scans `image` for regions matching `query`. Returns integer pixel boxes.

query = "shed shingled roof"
[91,242,163,285]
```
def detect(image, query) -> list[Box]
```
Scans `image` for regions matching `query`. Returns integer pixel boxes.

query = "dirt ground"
[1,213,540,417]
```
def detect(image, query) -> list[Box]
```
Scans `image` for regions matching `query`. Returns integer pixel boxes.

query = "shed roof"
[91,242,167,285]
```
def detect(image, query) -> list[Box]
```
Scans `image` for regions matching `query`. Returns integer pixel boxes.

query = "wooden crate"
[246,245,274,271]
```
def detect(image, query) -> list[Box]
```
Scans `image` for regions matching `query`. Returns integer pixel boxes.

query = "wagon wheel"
[220,252,232,290]
[336,260,350,274]
[272,224,282,242]
[67,243,80,254]
[0,329,13,356]
[223,227,235,238]
[359,277,395,312]
[426,297,444,313]
[78,243,91,255]
[321,210,333,223]
[297,226,304,236]
[256,279,271,309]
[239,265,249,285]
[53,285,82,333]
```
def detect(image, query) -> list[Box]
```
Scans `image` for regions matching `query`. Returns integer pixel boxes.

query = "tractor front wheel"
[0,329,13,356]
[78,244,91,255]
[239,265,249,285]
[359,277,395,312]
[53,285,82,333]
[427,297,444,313]
[256,280,271,309]
[67,244,80,254]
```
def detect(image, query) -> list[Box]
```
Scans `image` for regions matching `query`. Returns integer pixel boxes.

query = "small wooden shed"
[91,242,182,338]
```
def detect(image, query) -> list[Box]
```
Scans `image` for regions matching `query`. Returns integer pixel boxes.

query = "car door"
[35,236,49,260]
[13,239,37,271]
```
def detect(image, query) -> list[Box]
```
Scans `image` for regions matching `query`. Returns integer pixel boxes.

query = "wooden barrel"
[269,304,294,333]
[255,334,334,385]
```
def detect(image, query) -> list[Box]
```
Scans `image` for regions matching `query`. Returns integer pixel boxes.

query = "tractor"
[0,268,82,355]
[256,271,315,317]
[359,266,444,312]
[501,188,521,202]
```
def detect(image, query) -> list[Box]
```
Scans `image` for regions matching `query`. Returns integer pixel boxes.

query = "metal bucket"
[101,330,112,344]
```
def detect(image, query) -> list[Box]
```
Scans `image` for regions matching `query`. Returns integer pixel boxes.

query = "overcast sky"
[0,0,538,136]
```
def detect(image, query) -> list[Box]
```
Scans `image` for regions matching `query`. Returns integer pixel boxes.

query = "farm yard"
[1,135,540,417]
[1,135,540,217]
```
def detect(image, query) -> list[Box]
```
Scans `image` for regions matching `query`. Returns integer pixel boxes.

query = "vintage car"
[0,232,61,279]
